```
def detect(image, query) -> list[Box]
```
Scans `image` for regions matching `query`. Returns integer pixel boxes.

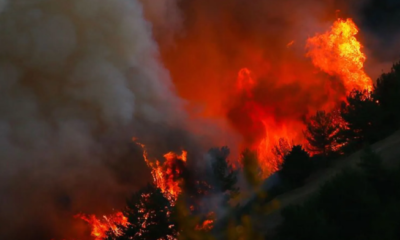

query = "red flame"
[135,139,187,204]
[74,212,128,240]
[195,212,215,231]
[229,18,373,176]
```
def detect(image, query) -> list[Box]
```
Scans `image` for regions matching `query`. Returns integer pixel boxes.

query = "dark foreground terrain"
[252,129,400,236]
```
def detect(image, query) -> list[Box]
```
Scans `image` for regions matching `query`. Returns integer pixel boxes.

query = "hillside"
[252,129,400,236]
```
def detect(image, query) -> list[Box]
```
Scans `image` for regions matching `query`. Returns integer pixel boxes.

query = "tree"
[277,150,400,240]
[373,61,400,131]
[272,138,293,168]
[339,90,383,149]
[208,147,239,200]
[278,145,312,187]
[303,110,342,157]
[241,149,262,188]
[108,184,177,240]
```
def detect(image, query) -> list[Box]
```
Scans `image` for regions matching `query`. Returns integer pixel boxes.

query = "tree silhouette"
[304,110,342,157]
[339,89,383,151]
[373,61,400,132]
[279,145,312,186]
[108,184,177,240]
[241,149,262,188]
[209,147,239,199]
[278,150,400,240]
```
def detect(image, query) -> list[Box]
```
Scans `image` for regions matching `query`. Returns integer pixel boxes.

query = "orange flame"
[235,68,300,176]
[195,212,215,231]
[134,139,187,204]
[195,219,214,231]
[232,19,372,177]
[306,18,373,93]
[75,212,128,240]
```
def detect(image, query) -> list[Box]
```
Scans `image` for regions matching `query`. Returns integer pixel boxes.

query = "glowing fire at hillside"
[69,17,374,240]
[75,142,187,240]
[75,212,128,240]
[232,18,372,176]
[306,18,373,93]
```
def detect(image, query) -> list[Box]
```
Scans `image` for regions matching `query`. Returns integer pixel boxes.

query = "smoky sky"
[355,0,400,62]
[0,0,201,239]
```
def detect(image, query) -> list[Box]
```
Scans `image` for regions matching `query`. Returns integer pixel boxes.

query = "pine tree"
[209,147,239,199]
[304,110,342,157]
[339,90,383,149]
[279,145,312,186]
[373,61,400,132]
[108,184,177,240]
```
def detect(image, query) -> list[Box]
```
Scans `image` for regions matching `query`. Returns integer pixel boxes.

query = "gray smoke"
[0,0,194,239]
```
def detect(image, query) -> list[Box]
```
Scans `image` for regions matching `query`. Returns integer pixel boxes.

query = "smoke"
[349,0,400,80]
[139,0,183,44]
[0,0,195,239]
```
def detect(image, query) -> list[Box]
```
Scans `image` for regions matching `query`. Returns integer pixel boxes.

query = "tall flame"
[306,18,373,93]
[235,69,298,176]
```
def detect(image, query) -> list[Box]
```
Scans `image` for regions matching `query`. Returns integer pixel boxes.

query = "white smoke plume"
[0,0,192,239]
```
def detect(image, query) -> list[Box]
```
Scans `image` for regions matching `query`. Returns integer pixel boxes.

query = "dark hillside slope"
[253,129,400,235]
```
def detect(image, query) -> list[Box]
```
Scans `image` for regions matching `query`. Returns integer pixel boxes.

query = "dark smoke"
[0,0,197,239]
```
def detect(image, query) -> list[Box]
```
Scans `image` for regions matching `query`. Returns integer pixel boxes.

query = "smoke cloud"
[0,0,194,239]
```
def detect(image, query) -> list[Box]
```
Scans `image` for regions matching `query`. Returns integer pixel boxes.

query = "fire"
[75,212,128,240]
[195,212,215,231]
[234,68,300,176]
[135,139,187,204]
[306,18,373,93]
[195,219,214,231]
[231,18,372,176]
[148,151,187,203]
[64,15,375,240]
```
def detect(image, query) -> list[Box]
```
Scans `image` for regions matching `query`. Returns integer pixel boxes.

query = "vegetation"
[107,184,177,240]
[276,148,400,240]
[303,110,342,157]
[278,145,312,187]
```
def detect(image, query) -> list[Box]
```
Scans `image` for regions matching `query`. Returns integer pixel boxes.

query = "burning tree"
[106,184,177,240]
[272,138,293,168]
[75,212,128,240]
[304,110,343,157]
